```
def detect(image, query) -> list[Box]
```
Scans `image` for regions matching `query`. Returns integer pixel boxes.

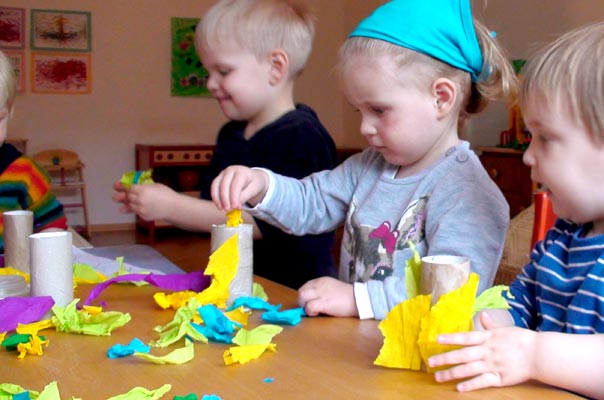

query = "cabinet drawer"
[152,149,213,165]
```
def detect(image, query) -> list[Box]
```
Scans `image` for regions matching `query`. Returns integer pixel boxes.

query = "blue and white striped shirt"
[508,219,604,333]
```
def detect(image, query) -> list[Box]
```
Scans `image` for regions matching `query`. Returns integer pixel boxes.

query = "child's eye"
[371,107,385,114]
[218,68,231,77]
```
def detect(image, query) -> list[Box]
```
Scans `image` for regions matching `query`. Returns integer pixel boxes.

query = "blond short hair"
[0,51,16,111]
[338,18,517,126]
[196,0,315,77]
[520,22,604,143]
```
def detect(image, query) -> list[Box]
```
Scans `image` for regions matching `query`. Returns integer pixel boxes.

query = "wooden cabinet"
[478,146,533,217]
[135,144,215,243]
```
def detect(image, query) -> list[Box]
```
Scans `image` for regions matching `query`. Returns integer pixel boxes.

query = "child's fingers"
[429,344,485,370]
[436,330,487,346]
[455,371,503,392]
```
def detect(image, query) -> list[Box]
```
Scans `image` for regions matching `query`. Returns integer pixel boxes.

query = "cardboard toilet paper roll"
[30,231,74,308]
[421,255,470,305]
[211,223,253,306]
[3,210,33,273]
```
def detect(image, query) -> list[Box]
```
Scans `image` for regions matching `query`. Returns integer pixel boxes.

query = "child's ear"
[268,49,289,85]
[432,78,456,118]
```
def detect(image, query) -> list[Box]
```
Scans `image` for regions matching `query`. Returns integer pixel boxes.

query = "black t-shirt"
[201,104,338,289]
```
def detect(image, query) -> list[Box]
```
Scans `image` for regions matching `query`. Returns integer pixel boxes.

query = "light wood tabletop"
[1,277,583,399]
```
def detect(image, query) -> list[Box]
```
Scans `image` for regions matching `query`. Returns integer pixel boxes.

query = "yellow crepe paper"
[226,209,243,227]
[153,291,196,310]
[417,272,479,372]
[16,319,54,335]
[224,307,251,327]
[224,343,277,365]
[374,293,431,370]
[193,233,239,309]
[0,266,29,283]
[17,333,49,359]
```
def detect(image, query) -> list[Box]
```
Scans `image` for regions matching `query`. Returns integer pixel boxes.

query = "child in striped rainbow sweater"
[0,50,66,254]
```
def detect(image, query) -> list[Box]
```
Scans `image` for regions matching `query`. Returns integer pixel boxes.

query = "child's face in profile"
[341,53,456,175]
[198,42,274,126]
[0,106,9,144]
[523,94,604,232]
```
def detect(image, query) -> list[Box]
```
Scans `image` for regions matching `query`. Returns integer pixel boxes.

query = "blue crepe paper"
[226,297,281,312]
[107,338,151,358]
[261,307,307,326]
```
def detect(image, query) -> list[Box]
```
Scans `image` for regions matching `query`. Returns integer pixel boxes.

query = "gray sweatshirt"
[248,141,509,319]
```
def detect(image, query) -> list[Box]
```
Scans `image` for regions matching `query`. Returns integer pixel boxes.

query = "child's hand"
[113,182,176,221]
[211,166,269,211]
[428,311,538,392]
[298,277,358,318]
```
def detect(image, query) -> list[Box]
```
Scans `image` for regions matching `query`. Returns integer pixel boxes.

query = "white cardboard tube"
[3,210,33,273]
[211,223,253,306]
[29,231,74,308]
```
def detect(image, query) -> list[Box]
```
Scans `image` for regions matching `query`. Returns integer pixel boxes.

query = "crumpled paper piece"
[108,338,151,358]
[153,291,196,310]
[52,299,131,335]
[226,209,243,227]
[223,324,283,365]
[134,339,194,365]
[120,169,154,190]
[107,384,171,400]
[404,241,422,299]
[226,297,280,312]
[73,263,109,285]
[193,234,239,309]
[261,307,306,326]
[151,298,208,348]
[0,296,54,333]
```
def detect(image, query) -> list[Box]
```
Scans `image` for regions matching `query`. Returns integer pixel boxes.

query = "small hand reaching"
[428,310,537,392]
[211,166,269,211]
[112,182,176,221]
[298,277,358,318]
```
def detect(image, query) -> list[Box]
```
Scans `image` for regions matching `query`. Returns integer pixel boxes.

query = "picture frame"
[0,7,25,49]
[5,51,25,92]
[171,17,210,97]
[31,9,91,52]
[31,52,91,94]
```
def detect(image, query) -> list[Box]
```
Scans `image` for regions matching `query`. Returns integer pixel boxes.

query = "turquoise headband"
[349,0,483,82]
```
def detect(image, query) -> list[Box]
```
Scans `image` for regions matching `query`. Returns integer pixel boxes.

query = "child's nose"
[522,143,535,167]
[359,119,377,137]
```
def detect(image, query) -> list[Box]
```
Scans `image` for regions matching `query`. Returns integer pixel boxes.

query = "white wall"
[5,0,357,227]
[5,1,604,227]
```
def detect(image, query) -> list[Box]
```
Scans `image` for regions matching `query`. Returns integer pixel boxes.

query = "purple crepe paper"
[0,296,54,332]
[83,271,211,306]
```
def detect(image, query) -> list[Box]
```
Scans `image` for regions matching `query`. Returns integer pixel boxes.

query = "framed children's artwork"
[31,52,91,94]
[0,7,25,49]
[5,51,25,92]
[171,17,210,97]
[31,9,91,52]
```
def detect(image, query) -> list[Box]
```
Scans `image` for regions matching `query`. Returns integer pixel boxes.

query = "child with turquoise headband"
[211,0,518,319]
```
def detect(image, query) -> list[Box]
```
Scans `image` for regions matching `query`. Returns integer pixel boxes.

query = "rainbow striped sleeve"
[0,156,67,252]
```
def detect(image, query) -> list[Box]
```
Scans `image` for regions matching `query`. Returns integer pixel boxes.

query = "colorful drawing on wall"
[5,51,25,92]
[31,52,91,94]
[0,7,25,49]
[31,9,91,52]
[171,17,210,97]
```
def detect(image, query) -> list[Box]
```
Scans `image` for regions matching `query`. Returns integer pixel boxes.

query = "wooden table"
[1,278,582,399]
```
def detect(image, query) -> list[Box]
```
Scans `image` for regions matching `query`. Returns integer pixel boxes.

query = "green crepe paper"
[52,299,131,335]
[73,263,108,283]
[150,321,208,348]
[134,339,194,365]
[106,384,171,400]
[472,285,512,315]
[0,383,39,399]
[173,395,198,400]
[120,169,154,190]
[232,325,283,346]
[151,298,208,348]
[404,242,422,299]
[252,283,268,301]
[114,257,148,287]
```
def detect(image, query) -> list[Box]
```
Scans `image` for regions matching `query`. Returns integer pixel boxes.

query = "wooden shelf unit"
[478,146,533,217]
[135,144,215,244]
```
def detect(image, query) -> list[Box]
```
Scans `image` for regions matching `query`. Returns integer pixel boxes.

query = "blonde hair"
[338,18,517,126]
[520,22,604,143]
[0,50,16,111]
[196,0,315,77]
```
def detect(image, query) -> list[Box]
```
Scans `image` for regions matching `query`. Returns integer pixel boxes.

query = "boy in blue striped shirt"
[429,23,604,398]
